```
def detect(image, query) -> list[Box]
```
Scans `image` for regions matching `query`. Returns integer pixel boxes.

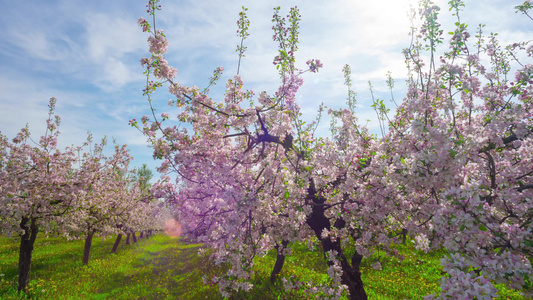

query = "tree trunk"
[312,230,367,299]
[306,181,368,300]
[125,233,131,245]
[402,228,407,244]
[111,234,122,253]
[270,240,289,283]
[140,231,144,239]
[18,217,39,293]
[82,231,95,265]
[341,250,366,300]
[132,232,137,243]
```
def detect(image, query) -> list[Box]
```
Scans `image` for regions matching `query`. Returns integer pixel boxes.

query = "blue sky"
[0,0,530,177]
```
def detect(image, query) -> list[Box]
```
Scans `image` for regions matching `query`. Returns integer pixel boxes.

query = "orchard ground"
[0,232,527,299]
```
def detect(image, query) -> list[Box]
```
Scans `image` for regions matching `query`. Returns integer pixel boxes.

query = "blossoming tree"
[66,136,142,265]
[134,0,533,299]
[390,2,533,297]
[0,98,165,291]
[0,98,79,292]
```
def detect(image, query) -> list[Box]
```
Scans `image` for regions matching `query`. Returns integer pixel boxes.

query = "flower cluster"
[306,59,323,73]
[147,31,168,55]
[137,17,150,32]
[425,268,499,299]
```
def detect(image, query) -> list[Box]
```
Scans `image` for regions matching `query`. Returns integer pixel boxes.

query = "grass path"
[0,234,527,299]
[0,234,222,299]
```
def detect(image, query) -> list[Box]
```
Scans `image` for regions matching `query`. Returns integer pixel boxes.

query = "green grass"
[0,234,527,299]
[0,234,223,299]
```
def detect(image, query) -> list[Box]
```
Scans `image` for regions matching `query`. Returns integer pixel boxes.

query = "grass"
[0,234,528,299]
[0,234,222,300]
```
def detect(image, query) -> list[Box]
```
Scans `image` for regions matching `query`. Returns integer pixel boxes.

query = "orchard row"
[0,97,171,293]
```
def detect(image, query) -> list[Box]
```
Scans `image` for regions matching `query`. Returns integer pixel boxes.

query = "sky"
[0,0,530,178]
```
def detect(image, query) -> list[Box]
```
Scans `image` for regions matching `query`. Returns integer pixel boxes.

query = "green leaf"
[449,149,457,158]
[460,224,465,231]
[284,190,290,199]
[479,224,488,231]
[401,157,405,164]
[524,239,533,247]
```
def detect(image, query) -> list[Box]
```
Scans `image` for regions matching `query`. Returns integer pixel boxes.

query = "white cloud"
[82,12,147,91]
[85,13,145,60]
[10,31,58,61]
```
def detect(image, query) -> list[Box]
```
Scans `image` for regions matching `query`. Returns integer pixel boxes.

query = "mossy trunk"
[18,217,39,293]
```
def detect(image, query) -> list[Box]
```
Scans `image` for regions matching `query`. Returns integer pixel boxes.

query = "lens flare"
[164,219,182,237]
